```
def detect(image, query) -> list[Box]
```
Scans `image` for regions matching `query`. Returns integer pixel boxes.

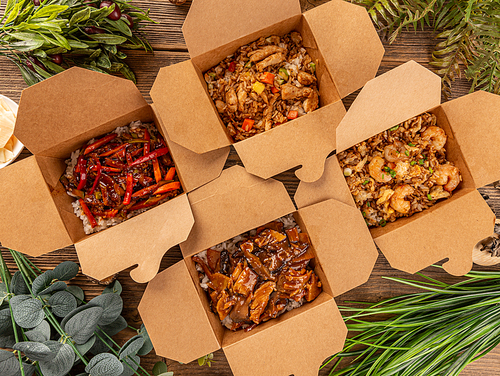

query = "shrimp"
[422,126,447,150]
[384,141,407,162]
[369,156,392,183]
[390,185,414,214]
[433,164,461,192]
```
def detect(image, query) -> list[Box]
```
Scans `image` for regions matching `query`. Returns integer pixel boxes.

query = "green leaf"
[53,261,79,281]
[68,39,89,49]
[32,49,48,59]
[33,4,68,18]
[9,32,46,43]
[41,59,65,74]
[103,280,122,295]
[45,47,67,55]
[97,53,112,69]
[104,18,132,37]
[66,285,84,304]
[10,271,29,296]
[118,335,144,360]
[103,44,117,55]
[0,308,14,336]
[136,324,153,356]
[88,293,123,326]
[38,281,67,296]
[9,39,44,52]
[13,341,56,362]
[120,355,139,376]
[25,319,51,342]
[89,34,128,45]
[32,270,55,295]
[74,335,96,358]
[152,362,168,376]
[0,349,20,376]
[50,30,71,50]
[10,295,44,329]
[69,7,92,27]
[85,353,123,376]
[89,328,113,355]
[38,342,74,376]
[48,291,77,318]
[99,315,127,336]
[17,64,39,86]
[63,306,103,345]
[119,64,136,83]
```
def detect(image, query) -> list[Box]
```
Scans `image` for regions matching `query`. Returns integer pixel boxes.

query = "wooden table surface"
[1,0,500,375]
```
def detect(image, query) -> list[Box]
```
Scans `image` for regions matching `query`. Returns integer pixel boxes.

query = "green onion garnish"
[389,125,399,131]
[419,159,424,165]
[405,150,410,156]
[427,193,433,200]
[362,180,370,185]
[379,219,387,227]
[410,161,416,166]
[408,143,415,147]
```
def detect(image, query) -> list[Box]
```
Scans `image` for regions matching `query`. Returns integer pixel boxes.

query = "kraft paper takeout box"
[151,0,384,183]
[295,60,500,276]
[0,68,230,283]
[139,166,378,376]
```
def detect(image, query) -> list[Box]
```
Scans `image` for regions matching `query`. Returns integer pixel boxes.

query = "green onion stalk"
[323,265,500,376]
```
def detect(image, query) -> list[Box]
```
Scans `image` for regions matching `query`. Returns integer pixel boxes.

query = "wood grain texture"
[1,0,500,375]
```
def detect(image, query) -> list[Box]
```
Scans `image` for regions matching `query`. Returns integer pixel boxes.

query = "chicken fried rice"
[338,113,462,227]
[204,31,319,141]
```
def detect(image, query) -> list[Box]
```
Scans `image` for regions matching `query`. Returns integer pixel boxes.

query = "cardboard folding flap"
[138,260,221,363]
[150,61,231,154]
[75,194,195,283]
[336,61,442,153]
[222,294,346,376]
[234,101,346,182]
[182,0,302,59]
[180,165,296,258]
[0,156,72,256]
[298,199,378,296]
[304,0,385,98]
[15,67,148,156]
[441,90,500,188]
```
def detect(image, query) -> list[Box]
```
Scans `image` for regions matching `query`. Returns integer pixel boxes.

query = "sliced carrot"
[165,167,176,181]
[260,72,275,85]
[242,118,254,132]
[153,181,181,195]
[287,110,299,120]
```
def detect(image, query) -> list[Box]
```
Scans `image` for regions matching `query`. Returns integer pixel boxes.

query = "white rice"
[194,214,304,329]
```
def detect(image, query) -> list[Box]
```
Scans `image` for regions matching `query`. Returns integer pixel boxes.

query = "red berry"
[122,14,133,28]
[83,0,97,7]
[25,60,35,72]
[26,57,46,72]
[50,54,63,65]
[107,7,121,20]
[99,0,113,7]
[33,0,40,5]
[84,26,106,34]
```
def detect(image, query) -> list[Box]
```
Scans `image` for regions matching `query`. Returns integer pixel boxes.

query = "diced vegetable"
[152,182,181,195]
[79,199,97,228]
[278,68,289,80]
[242,118,255,132]
[309,62,316,73]
[165,167,176,181]
[228,61,236,72]
[259,72,275,85]
[152,158,161,183]
[287,110,298,120]
[252,82,266,95]
[271,86,280,94]
[123,173,134,205]
[89,159,102,195]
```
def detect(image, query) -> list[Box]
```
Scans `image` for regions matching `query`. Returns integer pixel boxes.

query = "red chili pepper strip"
[77,157,88,190]
[228,61,236,72]
[123,173,134,205]
[132,183,159,198]
[104,209,118,218]
[144,129,150,155]
[79,199,97,228]
[165,167,176,181]
[99,166,121,173]
[128,147,170,168]
[129,194,168,211]
[84,133,117,155]
[89,159,102,195]
[152,181,181,195]
[99,143,128,157]
[126,151,133,165]
[153,159,161,183]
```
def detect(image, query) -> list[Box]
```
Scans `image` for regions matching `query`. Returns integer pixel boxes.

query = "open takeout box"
[0,68,230,283]
[138,165,378,376]
[295,60,500,276]
[151,0,384,183]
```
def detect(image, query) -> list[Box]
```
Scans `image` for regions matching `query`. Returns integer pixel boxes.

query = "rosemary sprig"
[323,265,500,376]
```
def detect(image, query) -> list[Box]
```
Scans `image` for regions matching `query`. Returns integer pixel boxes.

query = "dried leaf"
[32,270,55,295]
[63,306,103,344]
[75,335,96,358]
[38,342,74,376]
[10,295,44,329]
[49,291,77,318]
[9,271,29,296]
[118,335,144,360]
[136,323,153,356]
[88,293,123,326]
[53,261,79,281]
[66,285,84,304]
[0,349,20,376]
[120,355,139,376]
[25,320,50,343]
[0,308,14,336]
[85,353,123,376]
[13,341,56,362]
[103,280,122,295]
[38,281,67,296]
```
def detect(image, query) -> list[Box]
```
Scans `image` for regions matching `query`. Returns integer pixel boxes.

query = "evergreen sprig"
[350,0,500,98]
[0,0,155,86]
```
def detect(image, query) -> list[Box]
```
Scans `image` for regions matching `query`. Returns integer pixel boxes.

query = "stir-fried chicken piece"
[249,282,276,323]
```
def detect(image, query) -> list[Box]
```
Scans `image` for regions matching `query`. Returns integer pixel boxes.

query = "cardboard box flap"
[234,102,346,182]
[15,67,148,156]
[180,165,296,258]
[373,190,494,276]
[182,0,301,59]
[441,90,500,188]
[295,155,356,209]
[222,294,346,376]
[138,260,221,363]
[298,199,378,296]
[0,156,72,256]
[75,194,195,283]
[151,61,231,154]
[304,0,385,99]
[155,108,230,193]
[336,61,442,153]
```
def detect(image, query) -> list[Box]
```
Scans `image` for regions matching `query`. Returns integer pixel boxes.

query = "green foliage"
[350,0,500,98]
[0,250,157,376]
[0,0,155,85]
[323,266,500,375]
[197,353,214,367]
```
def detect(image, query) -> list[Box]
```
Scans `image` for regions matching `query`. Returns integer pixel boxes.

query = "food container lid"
[336,60,442,153]
[182,0,302,60]
[15,67,148,157]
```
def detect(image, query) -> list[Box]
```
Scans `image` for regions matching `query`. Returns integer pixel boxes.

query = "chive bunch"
[323,266,500,376]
